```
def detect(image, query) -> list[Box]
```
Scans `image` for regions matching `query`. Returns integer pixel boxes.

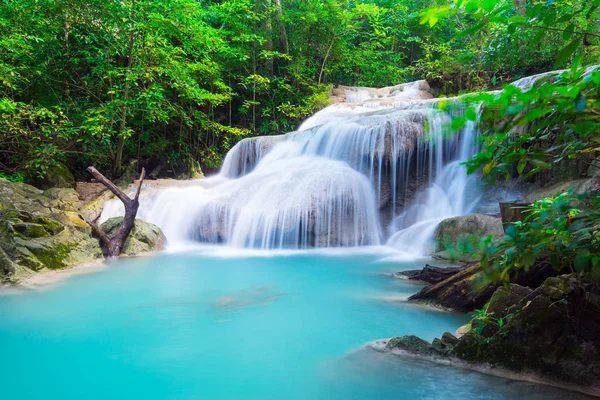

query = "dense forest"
[1,0,597,181]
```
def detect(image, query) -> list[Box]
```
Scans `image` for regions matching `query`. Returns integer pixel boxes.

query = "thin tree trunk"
[87,166,145,257]
[274,0,289,55]
[514,0,526,16]
[113,2,136,178]
[318,35,336,85]
[265,0,274,74]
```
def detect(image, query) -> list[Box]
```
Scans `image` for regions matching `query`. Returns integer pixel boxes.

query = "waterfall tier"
[101,79,482,252]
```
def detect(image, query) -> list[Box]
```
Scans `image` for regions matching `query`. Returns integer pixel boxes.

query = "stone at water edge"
[386,275,600,394]
[394,264,464,284]
[0,179,103,284]
[100,217,166,256]
[433,214,504,262]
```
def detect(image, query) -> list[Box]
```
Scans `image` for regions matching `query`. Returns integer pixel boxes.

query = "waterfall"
[100,80,482,253]
[386,118,481,254]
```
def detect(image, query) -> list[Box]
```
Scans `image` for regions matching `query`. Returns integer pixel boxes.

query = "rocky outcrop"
[100,217,166,256]
[433,214,504,261]
[383,274,600,396]
[408,260,557,312]
[32,162,76,190]
[0,179,102,284]
[394,264,464,284]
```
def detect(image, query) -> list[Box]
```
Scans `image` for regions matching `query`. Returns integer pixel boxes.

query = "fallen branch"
[86,166,145,257]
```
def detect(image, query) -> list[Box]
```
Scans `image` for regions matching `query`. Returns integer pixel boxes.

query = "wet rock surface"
[394,264,464,284]
[384,274,600,394]
[407,260,558,313]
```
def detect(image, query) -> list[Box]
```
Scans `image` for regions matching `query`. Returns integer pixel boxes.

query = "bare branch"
[86,166,132,206]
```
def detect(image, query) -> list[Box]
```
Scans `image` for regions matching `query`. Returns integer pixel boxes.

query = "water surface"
[0,249,589,399]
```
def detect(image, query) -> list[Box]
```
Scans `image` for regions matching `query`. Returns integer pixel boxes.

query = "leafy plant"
[480,192,600,283]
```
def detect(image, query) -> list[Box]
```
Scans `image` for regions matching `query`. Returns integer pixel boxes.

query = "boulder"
[452,274,600,389]
[433,214,504,261]
[394,264,464,284]
[408,260,557,312]
[33,162,76,190]
[0,179,103,284]
[100,217,166,256]
[385,275,600,394]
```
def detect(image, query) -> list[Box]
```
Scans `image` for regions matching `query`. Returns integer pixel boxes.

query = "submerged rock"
[100,217,166,256]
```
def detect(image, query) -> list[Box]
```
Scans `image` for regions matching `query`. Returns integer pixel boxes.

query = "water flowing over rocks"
[101,78,483,251]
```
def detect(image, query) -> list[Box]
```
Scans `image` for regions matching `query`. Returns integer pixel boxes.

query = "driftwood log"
[87,166,145,257]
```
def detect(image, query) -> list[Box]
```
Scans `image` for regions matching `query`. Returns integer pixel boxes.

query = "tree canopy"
[0,0,598,181]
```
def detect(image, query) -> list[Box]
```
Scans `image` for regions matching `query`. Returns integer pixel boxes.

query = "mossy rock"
[33,162,76,190]
[433,214,504,261]
[0,179,103,284]
[100,217,166,256]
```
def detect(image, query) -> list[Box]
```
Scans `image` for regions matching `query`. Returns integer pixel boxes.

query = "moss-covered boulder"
[452,274,600,389]
[391,274,600,392]
[33,162,76,190]
[0,179,102,284]
[100,217,166,256]
[433,214,504,261]
[407,260,557,312]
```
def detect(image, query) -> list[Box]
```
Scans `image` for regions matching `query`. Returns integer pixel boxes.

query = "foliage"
[479,193,600,283]
[1,0,598,181]
[424,0,600,282]
[462,63,600,181]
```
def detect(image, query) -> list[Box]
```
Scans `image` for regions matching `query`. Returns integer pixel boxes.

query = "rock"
[33,162,76,190]
[385,276,600,393]
[524,178,597,203]
[394,264,464,284]
[408,260,557,312]
[451,274,600,389]
[100,217,166,256]
[0,179,103,284]
[79,190,115,222]
[43,188,80,212]
[114,159,139,187]
[433,214,504,261]
[408,263,497,312]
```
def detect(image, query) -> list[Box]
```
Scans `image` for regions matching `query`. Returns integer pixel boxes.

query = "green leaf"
[482,0,496,12]
[517,157,527,174]
[554,39,581,68]
[465,107,478,121]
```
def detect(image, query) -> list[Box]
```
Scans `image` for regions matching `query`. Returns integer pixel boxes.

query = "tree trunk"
[274,0,289,56]
[264,0,274,74]
[87,166,145,257]
[499,201,529,232]
[514,0,526,16]
[318,35,336,85]
[112,2,136,178]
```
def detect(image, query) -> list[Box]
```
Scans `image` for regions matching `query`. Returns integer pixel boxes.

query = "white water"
[101,80,482,254]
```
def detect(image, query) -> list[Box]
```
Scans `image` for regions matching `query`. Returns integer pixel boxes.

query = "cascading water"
[386,118,480,254]
[100,80,482,254]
